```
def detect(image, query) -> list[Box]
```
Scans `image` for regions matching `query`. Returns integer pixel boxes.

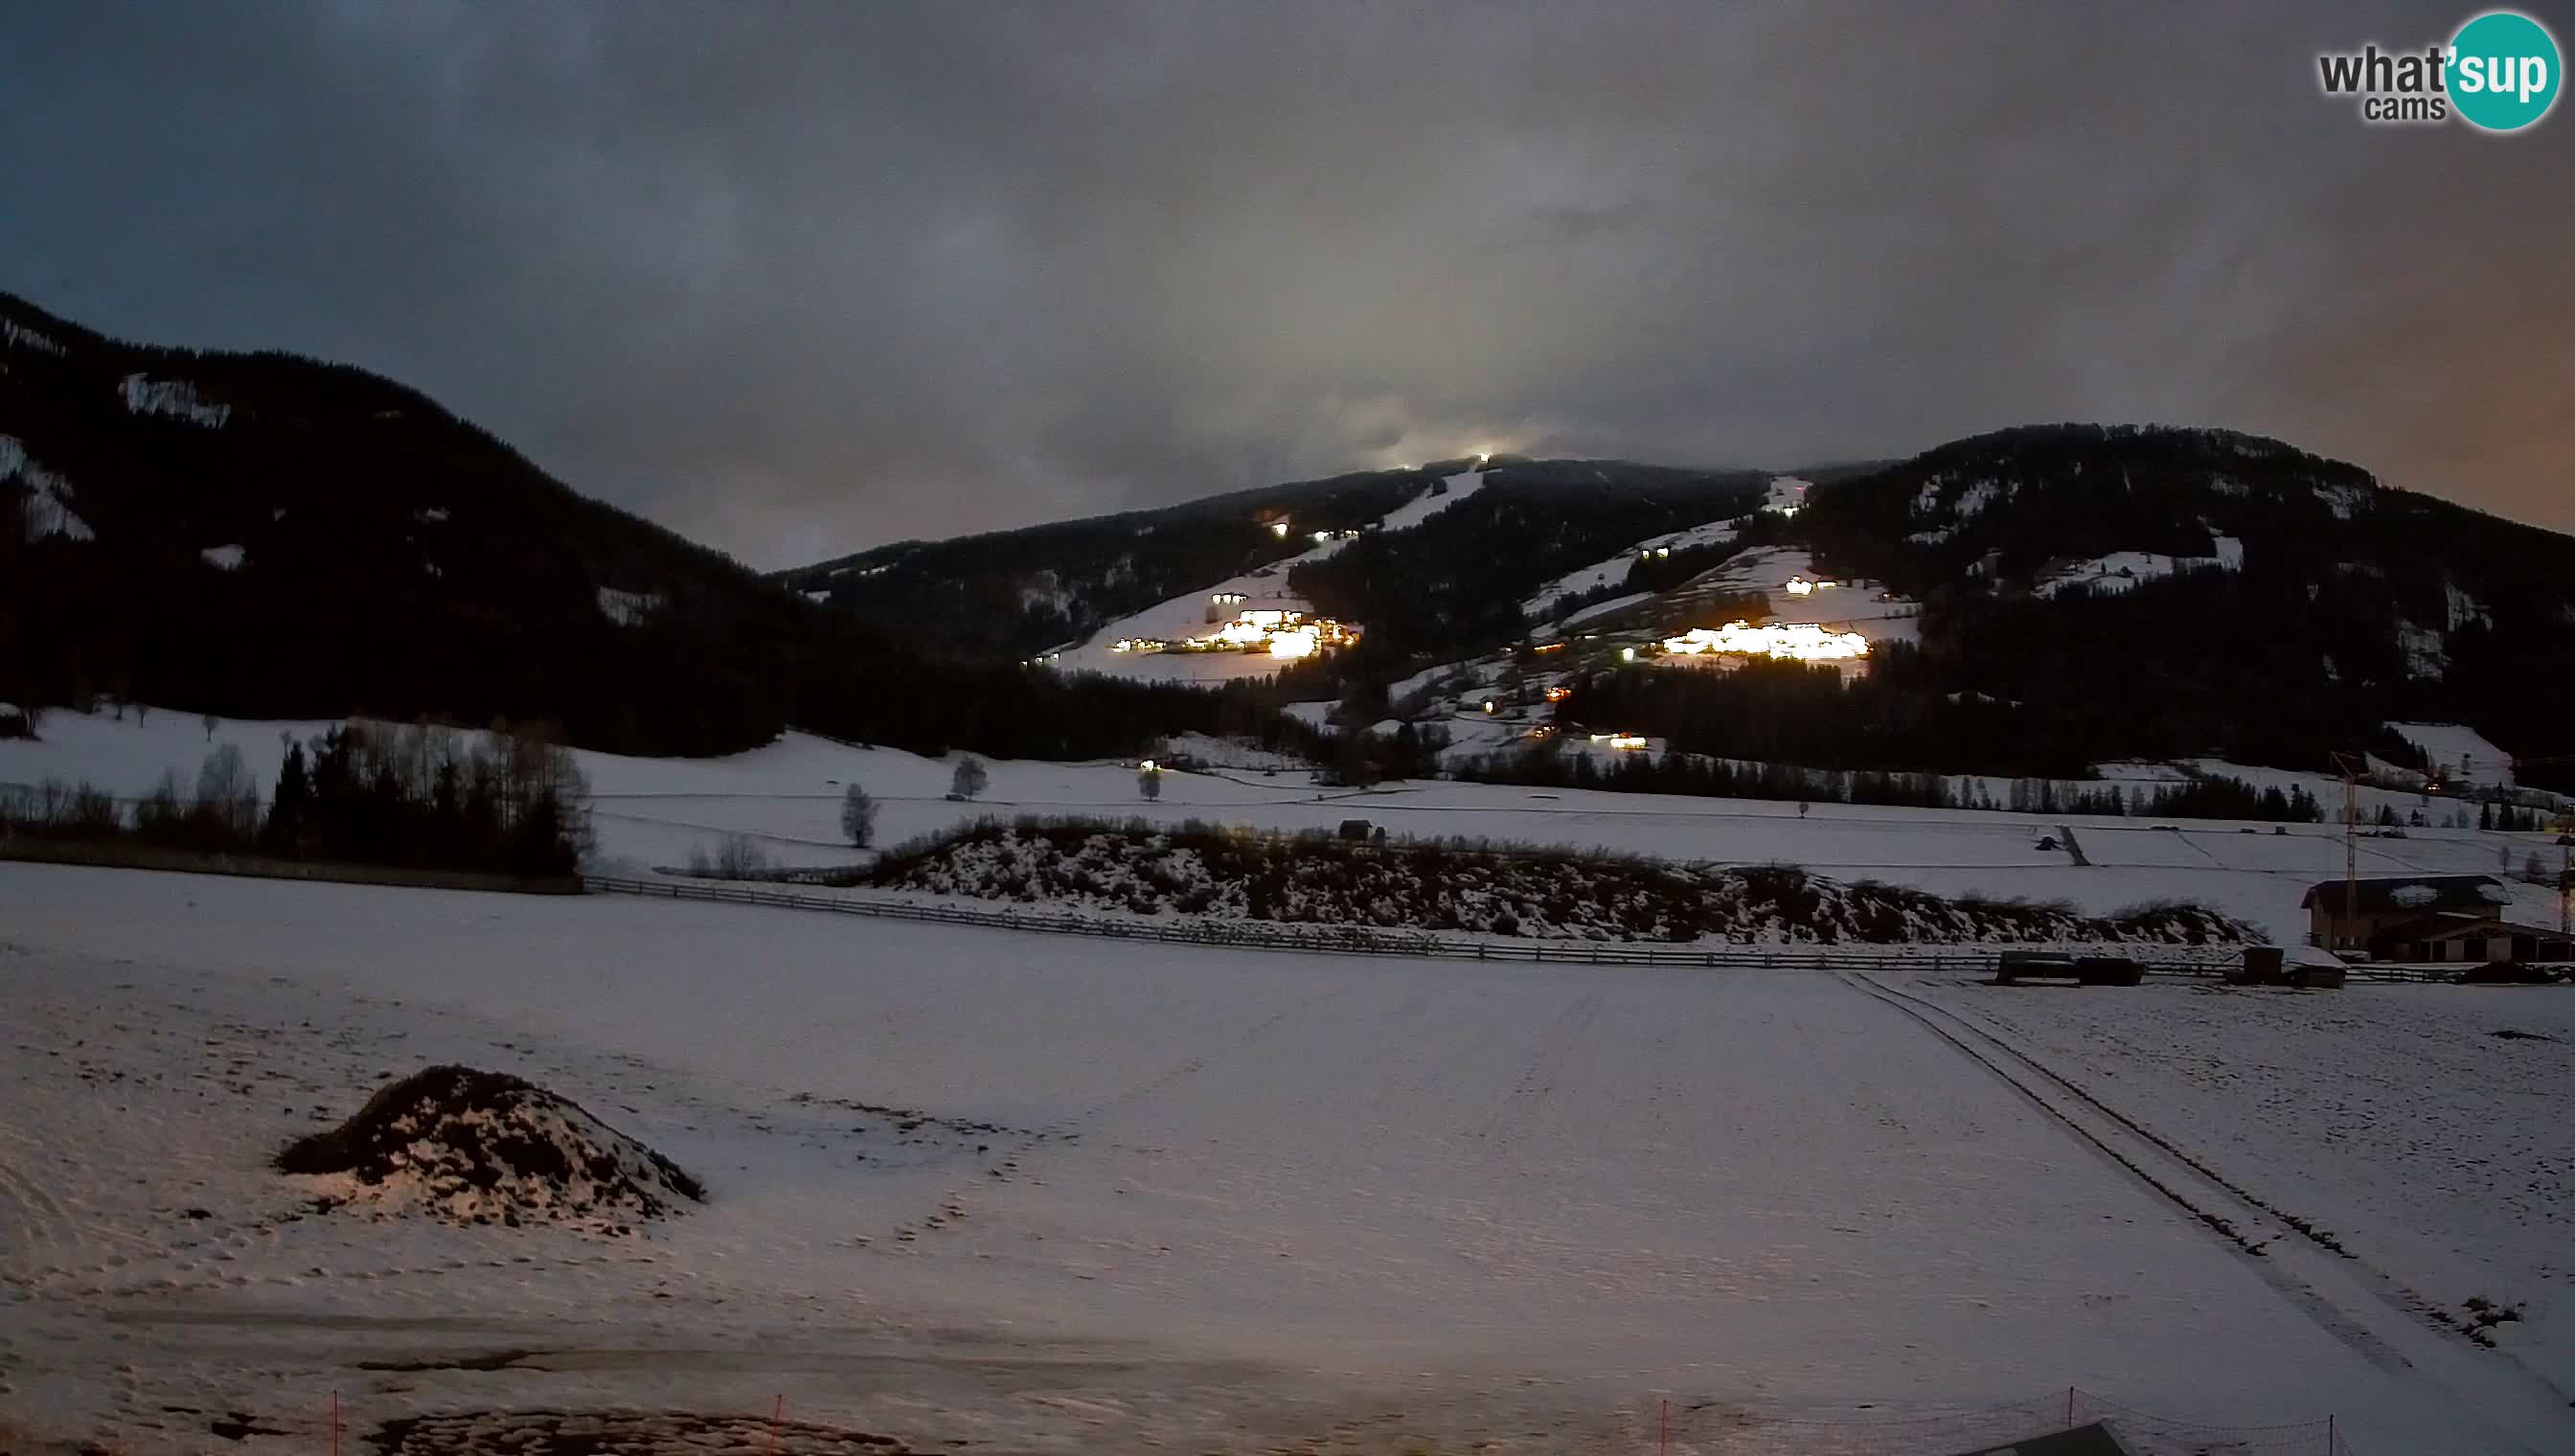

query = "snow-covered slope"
[2032,540,2243,599]
[1055,471,1486,685]
[1519,513,1746,620]
[2387,722,2515,786]
[1371,466,1486,534]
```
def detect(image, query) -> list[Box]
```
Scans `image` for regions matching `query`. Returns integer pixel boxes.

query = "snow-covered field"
[1900,972,2575,1384]
[5,864,2568,1454]
[8,708,2567,945]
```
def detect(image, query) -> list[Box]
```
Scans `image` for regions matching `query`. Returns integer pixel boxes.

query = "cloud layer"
[4,1,2566,565]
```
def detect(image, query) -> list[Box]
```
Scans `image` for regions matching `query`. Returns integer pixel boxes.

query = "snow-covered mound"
[872,820,2255,945]
[277,1065,703,1232]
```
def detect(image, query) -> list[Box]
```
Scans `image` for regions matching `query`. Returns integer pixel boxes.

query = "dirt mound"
[278,1065,703,1231]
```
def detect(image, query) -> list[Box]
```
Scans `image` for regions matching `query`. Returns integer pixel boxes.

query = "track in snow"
[1842,972,2573,1450]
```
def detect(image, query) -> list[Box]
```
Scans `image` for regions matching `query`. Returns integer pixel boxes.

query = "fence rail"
[581,874,2263,973]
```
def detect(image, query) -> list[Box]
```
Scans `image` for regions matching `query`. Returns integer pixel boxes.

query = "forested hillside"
[0,291,1266,761]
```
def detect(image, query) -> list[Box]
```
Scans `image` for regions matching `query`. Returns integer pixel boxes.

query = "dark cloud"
[3,1,2567,565]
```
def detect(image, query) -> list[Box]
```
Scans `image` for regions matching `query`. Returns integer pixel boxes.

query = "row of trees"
[1450,739,2331,823]
[1,719,592,876]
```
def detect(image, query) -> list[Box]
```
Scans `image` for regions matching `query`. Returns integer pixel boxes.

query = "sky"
[2,1,2568,568]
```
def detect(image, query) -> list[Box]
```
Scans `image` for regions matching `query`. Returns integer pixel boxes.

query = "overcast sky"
[3,2,2567,567]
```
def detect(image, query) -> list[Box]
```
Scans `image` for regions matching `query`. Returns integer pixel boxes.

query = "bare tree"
[950,756,990,802]
[201,711,219,743]
[1137,765,1162,802]
[194,744,261,839]
[690,833,773,879]
[840,784,878,848]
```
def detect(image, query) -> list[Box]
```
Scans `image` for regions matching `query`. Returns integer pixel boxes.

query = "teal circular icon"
[2448,11,2561,131]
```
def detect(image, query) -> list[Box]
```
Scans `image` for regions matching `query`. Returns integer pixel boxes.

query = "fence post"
[1659,1398,1668,1456]
[331,1390,341,1456]
[2065,1385,2075,1427]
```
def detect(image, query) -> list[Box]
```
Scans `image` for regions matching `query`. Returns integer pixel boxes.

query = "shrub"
[689,833,774,880]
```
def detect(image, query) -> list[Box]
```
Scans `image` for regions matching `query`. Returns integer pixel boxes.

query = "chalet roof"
[2299,875,2508,914]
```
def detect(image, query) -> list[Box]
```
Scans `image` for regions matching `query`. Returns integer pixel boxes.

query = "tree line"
[1,719,591,876]
[1450,738,2331,823]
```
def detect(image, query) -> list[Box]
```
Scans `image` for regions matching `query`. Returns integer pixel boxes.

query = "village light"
[1661,621,1869,662]
[1271,521,1290,538]
[1621,647,1635,661]
[1139,759,1156,772]
[1787,577,1814,597]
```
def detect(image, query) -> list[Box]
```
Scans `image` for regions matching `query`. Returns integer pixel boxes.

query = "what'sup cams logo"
[2317,9,2561,130]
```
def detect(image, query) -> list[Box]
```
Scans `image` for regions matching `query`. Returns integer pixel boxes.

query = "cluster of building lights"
[1111,607,1359,661]
[1782,575,1841,597]
[1266,518,1361,544]
[1660,621,1870,662]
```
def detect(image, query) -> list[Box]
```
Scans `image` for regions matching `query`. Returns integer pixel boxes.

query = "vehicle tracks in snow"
[1840,971,2574,1449]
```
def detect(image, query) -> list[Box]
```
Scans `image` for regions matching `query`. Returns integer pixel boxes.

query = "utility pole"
[2558,831,2573,937]
[2331,752,2367,953]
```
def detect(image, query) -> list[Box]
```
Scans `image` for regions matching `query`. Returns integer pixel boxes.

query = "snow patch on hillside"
[119,374,230,427]
[2315,483,2372,519]
[2387,722,2513,787]
[1,318,66,355]
[4,435,93,542]
[1558,590,1653,627]
[1059,475,1479,685]
[1906,525,1959,547]
[2444,581,2491,632]
[2395,622,2448,678]
[597,587,662,626]
[2032,546,2241,599]
[1953,478,2003,518]
[414,506,449,524]
[199,544,244,571]
[1375,468,1486,535]
[1521,515,1746,619]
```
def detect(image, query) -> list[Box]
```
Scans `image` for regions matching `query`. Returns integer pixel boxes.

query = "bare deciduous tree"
[840,784,878,848]
[194,744,261,838]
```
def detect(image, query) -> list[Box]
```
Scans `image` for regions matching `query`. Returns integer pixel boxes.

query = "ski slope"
[1050,470,1487,685]
[2,865,2563,1454]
